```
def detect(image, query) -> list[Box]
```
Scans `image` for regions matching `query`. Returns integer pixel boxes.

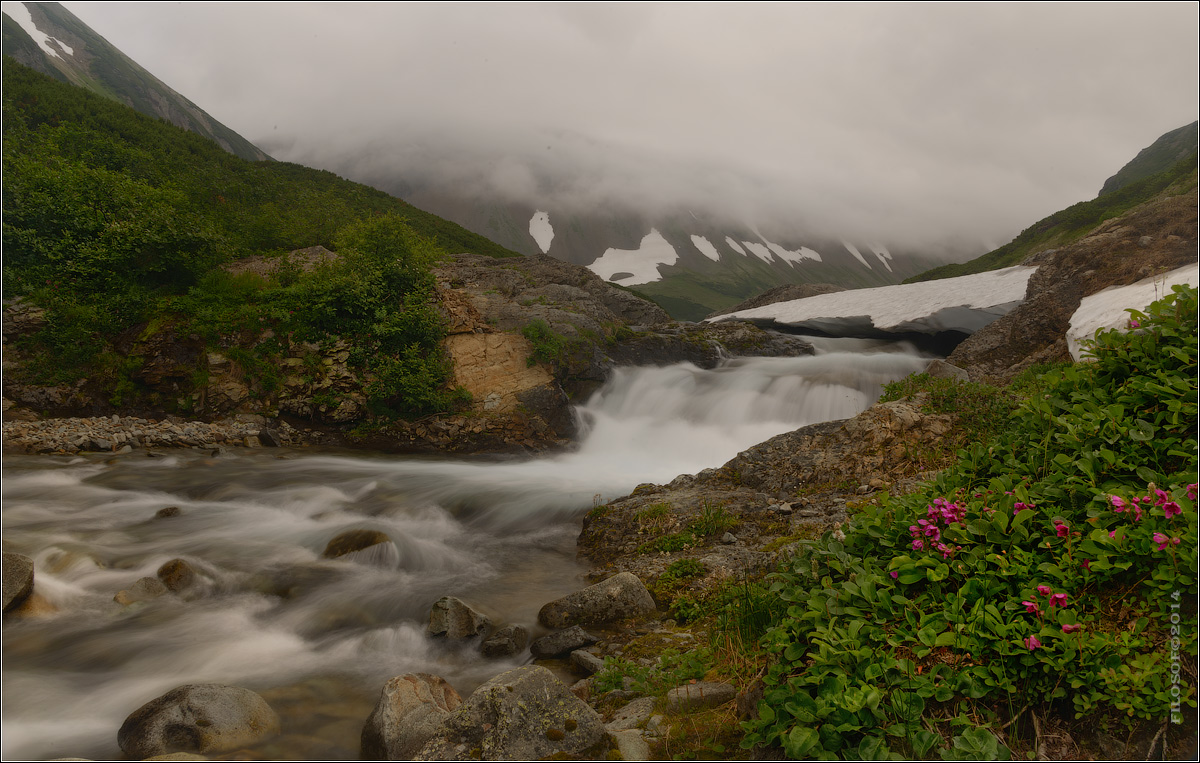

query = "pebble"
[3,416,304,454]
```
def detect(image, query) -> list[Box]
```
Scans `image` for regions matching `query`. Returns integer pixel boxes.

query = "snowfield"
[709,265,1037,336]
[1067,264,1199,361]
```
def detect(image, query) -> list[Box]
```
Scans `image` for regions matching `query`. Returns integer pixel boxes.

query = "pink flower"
[1024,635,1041,650]
[1036,585,1052,596]
[1128,318,1140,329]
[1062,624,1082,634]
[1049,593,1068,608]
[1021,601,1040,614]
[1108,530,1117,539]
[1055,522,1069,538]
[1163,501,1181,519]
[1187,484,1197,501]
[1082,559,1091,571]
[1110,495,1126,512]
[912,539,925,551]
[889,571,899,579]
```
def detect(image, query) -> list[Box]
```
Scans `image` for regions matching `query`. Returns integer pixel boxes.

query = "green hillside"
[2,58,518,419]
[907,148,1197,284]
[1099,121,1198,196]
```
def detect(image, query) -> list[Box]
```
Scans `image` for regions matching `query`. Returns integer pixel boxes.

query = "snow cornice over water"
[710,265,1037,336]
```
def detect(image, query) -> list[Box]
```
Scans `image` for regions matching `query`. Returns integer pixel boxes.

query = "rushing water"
[1,340,930,760]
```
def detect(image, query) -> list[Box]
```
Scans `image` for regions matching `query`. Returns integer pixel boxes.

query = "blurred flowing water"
[1,339,929,760]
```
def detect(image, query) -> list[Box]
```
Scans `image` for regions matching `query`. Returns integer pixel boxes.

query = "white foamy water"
[1,342,928,760]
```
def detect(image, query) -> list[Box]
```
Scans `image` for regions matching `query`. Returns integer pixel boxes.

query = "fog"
[60,2,1200,251]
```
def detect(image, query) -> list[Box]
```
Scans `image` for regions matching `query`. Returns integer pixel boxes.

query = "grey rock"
[480,624,528,658]
[610,729,651,761]
[665,681,737,713]
[606,696,656,732]
[117,684,280,758]
[361,673,462,760]
[322,529,393,560]
[530,625,599,659]
[413,665,606,760]
[570,649,605,675]
[428,596,492,639]
[721,532,737,544]
[924,358,970,382]
[257,427,281,447]
[3,552,35,612]
[537,572,656,629]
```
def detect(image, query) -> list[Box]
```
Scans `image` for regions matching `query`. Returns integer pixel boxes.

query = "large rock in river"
[117,684,280,758]
[428,596,492,639]
[537,571,656,629]
[413,665,607,760]
[361,673,462,761]
[3,552,34,612]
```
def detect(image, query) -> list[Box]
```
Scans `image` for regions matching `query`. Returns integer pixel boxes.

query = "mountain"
[1099,121,1198,197]
[1,1,269,162]
[906,123,1198,284]
[342,151,951,321]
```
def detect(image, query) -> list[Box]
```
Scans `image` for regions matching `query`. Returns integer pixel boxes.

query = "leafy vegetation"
[521,318,570,367]
[908,151,1198,283]
[740,285,1198,758]
[2,58,508,419]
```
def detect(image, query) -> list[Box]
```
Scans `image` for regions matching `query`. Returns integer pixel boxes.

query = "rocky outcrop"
[117,684,280,759]
[413,666,608,760]
[948,193,1197,382]
[529,625,600,659]
[480,625,529,658]
[361,673,462,761]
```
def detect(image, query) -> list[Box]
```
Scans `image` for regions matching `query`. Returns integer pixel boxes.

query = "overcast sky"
[59,2,1198,251]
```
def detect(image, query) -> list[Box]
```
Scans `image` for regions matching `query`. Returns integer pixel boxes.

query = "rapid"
[1,338,930,760]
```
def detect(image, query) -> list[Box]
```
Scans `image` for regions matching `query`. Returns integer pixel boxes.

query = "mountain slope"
[1099,121,1198,196]
[906,124,1197,284]
[2,1,269,162]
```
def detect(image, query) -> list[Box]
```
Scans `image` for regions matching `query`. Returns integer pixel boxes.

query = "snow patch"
[2,2,74,58]
[588,229,679,286]
[742,241,774,264]
[724,237,747,256]
[711,265,1037,336]
[842,242,872,269]
[690,235,721,262]
[764,241,822,265]
[1066,265,1199,361]
[529,210,554,253]
[869,245,894,273]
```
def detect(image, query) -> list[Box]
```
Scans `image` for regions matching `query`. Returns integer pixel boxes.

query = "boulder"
[665,681,737,713]
[114,576,167,606]
[321,529,398,567]
[537,572,656,629]
[3,552,35,612]
[117,684,280,758]
[570,649,605,675]
[529,625,599,659]
[156,559,197,593]
[361,673,462,760]
[923,358,969,382]
[480,624,528,658]
[610,729,652,761]
[413,665,607,760]
[606,696,656,731]
[428,596,492,639]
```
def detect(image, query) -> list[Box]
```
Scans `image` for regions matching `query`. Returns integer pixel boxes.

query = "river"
[1,338,929,760]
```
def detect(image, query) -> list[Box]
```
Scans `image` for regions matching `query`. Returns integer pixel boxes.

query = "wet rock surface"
[2,552,35,612]
[361,673,462,761]
[428,596,492,640]
[117,684,281,759]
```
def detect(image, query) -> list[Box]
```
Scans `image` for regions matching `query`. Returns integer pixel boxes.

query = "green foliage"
[689,501,738,538]
[2,59,496,420]
[593,648,712,696]
[742,285,1199,759]
[639,531,696,554]
[880,373,1021,447]
[521,319,568,367]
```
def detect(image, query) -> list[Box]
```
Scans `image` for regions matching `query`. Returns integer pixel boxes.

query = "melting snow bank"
[587,229,679,286]
[529,210,554,253]
[708,265,1036,337]
[1066,264,1199,361]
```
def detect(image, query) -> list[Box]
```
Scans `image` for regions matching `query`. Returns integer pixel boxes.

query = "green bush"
[742,285,1198,759]
[521,319,567,367]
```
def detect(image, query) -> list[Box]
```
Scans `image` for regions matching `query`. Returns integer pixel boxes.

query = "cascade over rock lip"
[708,265,1036,337]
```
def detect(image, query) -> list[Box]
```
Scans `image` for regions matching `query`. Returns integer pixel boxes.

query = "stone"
[537,572,656,629]
[361,673,462,761]
[610,729,651,761]
[721,532,737,544]
[665,681,737,713]
[156,559,197,593]
[480,624,528,658]
[428,596,492,639]
[605,696,656,732]
[924,358,970,382]
[530,625,599,659]
[322,529,392,559]
[114,576,167,606]
[155,507,182,519]
[257,427,281,447]
[3,552,35,612]
[413,665,606,760]
[117,684,280,758]
[570,649,605,675]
